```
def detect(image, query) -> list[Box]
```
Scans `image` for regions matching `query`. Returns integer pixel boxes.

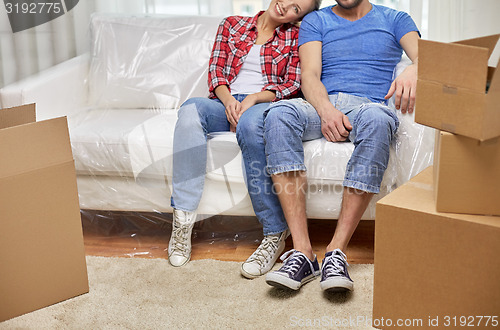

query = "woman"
[168,0,322,272]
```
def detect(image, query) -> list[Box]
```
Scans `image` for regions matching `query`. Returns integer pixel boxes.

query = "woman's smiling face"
[267,0,316,24]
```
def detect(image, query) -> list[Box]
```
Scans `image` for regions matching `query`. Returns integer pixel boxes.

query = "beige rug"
[1,256,375,329]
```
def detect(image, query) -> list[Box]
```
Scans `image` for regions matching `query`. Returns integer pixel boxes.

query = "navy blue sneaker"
[265,249,320,290]
[320,249,354,292]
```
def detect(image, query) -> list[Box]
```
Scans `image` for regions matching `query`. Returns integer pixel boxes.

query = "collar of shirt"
[247,10,291,41]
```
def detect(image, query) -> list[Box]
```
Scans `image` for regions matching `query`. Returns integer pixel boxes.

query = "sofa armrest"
[0,53,90,120]
[387,55,436,187]
[393,110,435,186]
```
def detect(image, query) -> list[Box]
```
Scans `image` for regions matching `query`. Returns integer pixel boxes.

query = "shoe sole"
[239,232,288,279]
[266,271,319,291]
[240,266,260,279]
[320,278,353,292]
[168,252,191,267]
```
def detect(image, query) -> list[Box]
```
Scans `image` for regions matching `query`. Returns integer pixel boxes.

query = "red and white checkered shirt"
[208,11,301,101]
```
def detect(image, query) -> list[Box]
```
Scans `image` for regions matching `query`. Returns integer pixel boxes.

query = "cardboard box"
[434,130,500,216]
[0,104,89,322]
[416,34,500,141]
[373,167,500,329]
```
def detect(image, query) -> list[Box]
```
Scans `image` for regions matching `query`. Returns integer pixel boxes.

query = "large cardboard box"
[416,34,500,141]
[373,167,500,329]
[434,130,500,216]
[0,104,89,322]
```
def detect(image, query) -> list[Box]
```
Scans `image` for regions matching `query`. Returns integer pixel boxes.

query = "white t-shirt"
[229,44,265,95]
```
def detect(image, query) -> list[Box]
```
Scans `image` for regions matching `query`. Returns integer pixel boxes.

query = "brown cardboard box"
[372,167,500,329]
[434,130,500,216]
[0,104,89,322]
[416,34,500,141]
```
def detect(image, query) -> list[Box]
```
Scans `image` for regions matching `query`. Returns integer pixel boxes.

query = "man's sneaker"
[240,229,289,279]
[265,249,320,290]
[320,249,354,292]
[168,209,197,267]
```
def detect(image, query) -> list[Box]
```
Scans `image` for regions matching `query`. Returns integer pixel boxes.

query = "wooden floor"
[82,211,375,264]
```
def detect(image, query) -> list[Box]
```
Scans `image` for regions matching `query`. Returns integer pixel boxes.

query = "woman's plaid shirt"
[208,11,301,101]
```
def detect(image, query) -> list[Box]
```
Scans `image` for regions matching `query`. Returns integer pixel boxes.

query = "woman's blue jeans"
[171,95,288,235]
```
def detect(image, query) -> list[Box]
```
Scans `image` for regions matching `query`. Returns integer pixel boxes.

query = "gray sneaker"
[240,229,289,279]
[168,209,197,267]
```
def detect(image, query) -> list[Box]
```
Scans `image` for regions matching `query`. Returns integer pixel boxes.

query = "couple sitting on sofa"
[168,0,420,292]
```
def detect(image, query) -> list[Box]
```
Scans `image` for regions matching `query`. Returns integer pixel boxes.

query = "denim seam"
[266,164,307,175]
[343,179,380,194]
[265,226,288,236]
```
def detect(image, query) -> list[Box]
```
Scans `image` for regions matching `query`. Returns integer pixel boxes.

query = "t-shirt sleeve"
[298,11,323,47]
[393,11,421,42]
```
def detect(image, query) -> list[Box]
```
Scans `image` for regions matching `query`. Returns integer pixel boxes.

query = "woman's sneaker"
[320,249,354,292]
[168,209,197,267]
[265,249,320,290]
[240,230,289,279]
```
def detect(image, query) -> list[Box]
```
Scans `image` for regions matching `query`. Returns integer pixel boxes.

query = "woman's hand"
[224,96,242,128]
[239,94,257,119]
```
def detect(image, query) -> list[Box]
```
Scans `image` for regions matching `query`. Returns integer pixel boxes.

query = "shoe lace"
[323,249,349,277]
[246,235,280,267]
[279,250,307,275]
[171,221,192,257]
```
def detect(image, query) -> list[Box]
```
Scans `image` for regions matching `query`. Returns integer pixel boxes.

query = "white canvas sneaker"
[240,229,290,279]
[168,209,197,267]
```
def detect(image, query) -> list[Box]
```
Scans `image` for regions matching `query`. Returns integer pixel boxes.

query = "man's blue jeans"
[235,93,399,234]
[263,93,399,193]
[171,95,287,236]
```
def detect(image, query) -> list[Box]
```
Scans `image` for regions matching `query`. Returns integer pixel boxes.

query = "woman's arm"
[208,18,231,95]
[263,36,301,101]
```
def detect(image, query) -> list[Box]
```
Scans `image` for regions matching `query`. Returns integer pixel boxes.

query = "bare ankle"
[326,244,345,253]
[295,247,314,261]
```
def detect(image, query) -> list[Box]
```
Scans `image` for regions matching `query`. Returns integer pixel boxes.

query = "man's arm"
[300,41,352,142]
[385,31,420,114]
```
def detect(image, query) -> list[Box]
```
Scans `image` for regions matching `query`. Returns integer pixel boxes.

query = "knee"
[176,97,206,128]
[236,115,261,145]
[264,100,306,131]
[356,105,398,134]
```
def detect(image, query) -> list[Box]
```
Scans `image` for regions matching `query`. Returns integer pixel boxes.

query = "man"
[258,0,420,291]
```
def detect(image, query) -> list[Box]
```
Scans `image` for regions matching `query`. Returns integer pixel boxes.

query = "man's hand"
[385,62,417,114]
[320,106,352,142]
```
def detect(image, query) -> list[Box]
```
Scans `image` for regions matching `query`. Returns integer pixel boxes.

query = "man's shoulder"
[371,4,409,20]
[302,6,332,22]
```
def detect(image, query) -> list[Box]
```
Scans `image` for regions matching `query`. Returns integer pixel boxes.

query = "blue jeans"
[264,93,399,193]
[171,95,286,235]
[236,106,288,236]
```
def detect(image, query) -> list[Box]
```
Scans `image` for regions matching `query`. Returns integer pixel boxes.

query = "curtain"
[1,0,499,90]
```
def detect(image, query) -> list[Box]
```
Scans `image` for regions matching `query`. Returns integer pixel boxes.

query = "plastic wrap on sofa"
[0,14,436,259]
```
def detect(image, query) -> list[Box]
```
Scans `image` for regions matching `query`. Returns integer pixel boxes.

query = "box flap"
[377,167,500,226]
[487,57,500,94]
[0,117,73,179]
[419,39,489,92]
[454,34,500,58]
[0,104,36,129]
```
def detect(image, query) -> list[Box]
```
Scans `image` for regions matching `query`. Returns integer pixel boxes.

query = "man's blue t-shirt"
[298,4,419,103]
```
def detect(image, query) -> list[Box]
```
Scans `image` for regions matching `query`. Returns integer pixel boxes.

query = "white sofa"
[0,13,435,221]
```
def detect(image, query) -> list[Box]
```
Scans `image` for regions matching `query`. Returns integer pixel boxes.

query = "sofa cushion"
[68,108,398,190]
[88,14,222,109]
